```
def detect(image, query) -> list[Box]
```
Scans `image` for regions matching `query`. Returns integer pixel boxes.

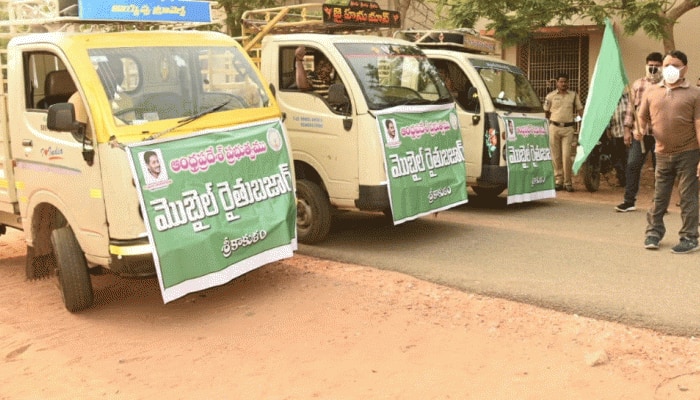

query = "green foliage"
[217,0,279,36]
[619,1,667,40]
[431,0,694,46]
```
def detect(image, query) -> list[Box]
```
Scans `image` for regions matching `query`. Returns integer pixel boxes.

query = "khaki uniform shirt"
[544,90,583,123]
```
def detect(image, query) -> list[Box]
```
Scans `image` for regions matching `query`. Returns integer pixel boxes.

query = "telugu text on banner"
[504,116,555,204]
[375,103,468,224]
[126,119,297,303]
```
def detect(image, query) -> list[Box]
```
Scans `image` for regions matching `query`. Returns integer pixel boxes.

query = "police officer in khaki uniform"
[544,72,584,192]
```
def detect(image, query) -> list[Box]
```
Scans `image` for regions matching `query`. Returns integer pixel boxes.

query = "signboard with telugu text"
[322,0,401,29]
[78,0,212,23]
[375,103,468,224]
[503,116,555,204]
[126,119,296,303]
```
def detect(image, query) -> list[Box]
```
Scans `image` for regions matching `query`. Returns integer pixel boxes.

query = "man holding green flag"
[573,19,629,174]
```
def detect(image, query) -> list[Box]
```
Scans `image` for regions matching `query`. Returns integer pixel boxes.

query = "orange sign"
[322,1,400,28]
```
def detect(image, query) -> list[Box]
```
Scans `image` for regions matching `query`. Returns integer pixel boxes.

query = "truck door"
[432,57,484,182]
[275,45,358,202]
[11,50,108,252]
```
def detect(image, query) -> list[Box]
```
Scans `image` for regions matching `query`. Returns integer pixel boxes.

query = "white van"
[257,32,468,243]
[397,30,551,200]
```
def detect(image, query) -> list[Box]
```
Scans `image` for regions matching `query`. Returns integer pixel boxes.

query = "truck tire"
[50,226,94,312]
[296,179,331,244]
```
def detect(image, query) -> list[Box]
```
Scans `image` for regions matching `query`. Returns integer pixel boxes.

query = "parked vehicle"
[241,3,468,244]
[0,1,293,311]
[396,30,552,200]
[580,132,627,192]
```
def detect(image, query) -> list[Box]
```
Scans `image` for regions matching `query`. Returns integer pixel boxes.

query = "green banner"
[573,18,628,174]
[127,119,296,303]
[376,104,468,223]
[504,116,555,204]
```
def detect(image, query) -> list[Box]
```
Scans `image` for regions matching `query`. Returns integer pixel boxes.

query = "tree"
[432,0,700,52]
[392,0,413,28]
[217,0,278,36]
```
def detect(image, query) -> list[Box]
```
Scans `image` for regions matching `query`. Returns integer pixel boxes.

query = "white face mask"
[663,65,684,84]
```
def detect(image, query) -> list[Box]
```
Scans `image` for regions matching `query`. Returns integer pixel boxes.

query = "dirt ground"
[2,163,700,400]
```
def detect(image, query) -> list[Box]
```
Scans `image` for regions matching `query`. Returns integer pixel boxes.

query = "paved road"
[298,194,700,336]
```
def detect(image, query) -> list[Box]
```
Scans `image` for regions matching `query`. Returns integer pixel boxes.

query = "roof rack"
[240,1,401,54]
[394,28,500,55]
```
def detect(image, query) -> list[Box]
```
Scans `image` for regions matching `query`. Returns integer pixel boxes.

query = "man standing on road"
[544,72,584,192]
[638,50,700,253]
[615,52,663,212]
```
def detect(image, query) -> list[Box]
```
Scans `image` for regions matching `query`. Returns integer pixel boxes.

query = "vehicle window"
[280,46,348,113]
[431,59,478,112]
[88,46,270,125]
[335,42,452,110]
[21,51,87,142]
[23,52,73,110]
[471,59,542,113]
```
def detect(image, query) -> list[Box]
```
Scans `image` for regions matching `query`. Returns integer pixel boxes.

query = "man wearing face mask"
[615,52,663,213]
[637,50,700,253]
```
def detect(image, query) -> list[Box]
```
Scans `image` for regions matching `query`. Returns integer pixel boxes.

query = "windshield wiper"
[145,99,231,141]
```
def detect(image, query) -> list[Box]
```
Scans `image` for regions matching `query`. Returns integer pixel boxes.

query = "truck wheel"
[50,226,94,312]
[582,159,601,192]
[296,179,331,244]
[472,185,505,198]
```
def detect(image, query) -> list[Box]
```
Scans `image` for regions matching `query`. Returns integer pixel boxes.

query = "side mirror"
[269,83,276,97]
[47,103,79,132]
[328,82,353,130]
[328,83,350,111]
[47,102,94,166]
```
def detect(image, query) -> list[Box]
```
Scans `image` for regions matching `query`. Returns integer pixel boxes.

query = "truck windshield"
[87,46,270,125]
[470,59,543,113]
[335,42,453,110]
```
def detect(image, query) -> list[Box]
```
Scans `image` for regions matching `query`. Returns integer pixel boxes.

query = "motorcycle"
[580,132,626,192]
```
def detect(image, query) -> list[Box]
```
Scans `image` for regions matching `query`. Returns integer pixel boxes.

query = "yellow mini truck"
[0,6,292,311]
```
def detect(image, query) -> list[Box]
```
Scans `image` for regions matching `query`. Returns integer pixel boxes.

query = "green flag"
[573,19,628,174]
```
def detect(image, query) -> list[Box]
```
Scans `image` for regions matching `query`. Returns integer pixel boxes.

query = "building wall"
[496,9,700,91]
[617,7,700,85]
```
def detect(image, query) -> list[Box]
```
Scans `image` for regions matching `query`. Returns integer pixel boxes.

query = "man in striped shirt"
[615,52,663,212]
[607,90,630,187]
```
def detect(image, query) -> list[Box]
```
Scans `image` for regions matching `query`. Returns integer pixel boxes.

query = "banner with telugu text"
[375,103,468,224]
[126,119,296,303]
[504,116,555,204]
